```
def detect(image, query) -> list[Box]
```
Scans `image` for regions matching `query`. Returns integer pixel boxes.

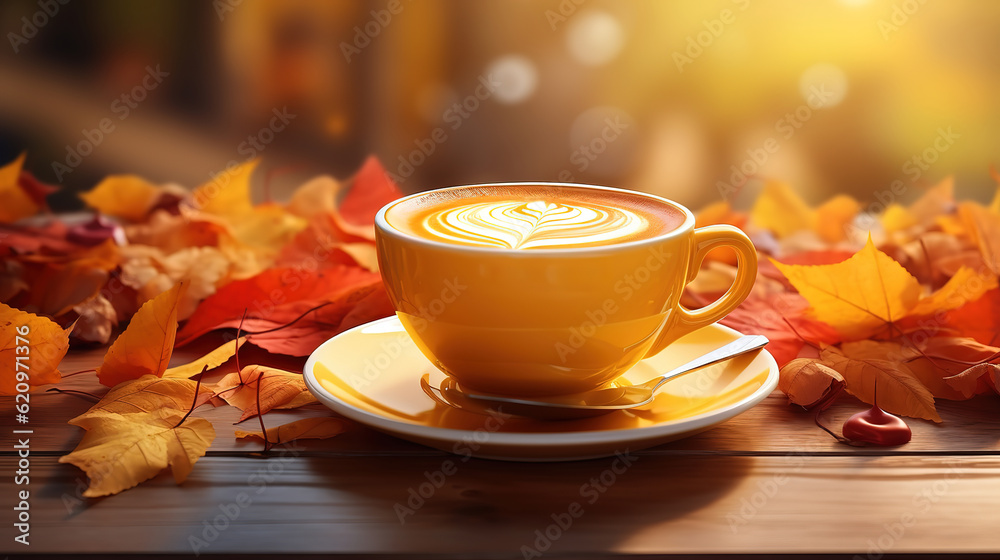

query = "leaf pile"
[686,178,1000,422]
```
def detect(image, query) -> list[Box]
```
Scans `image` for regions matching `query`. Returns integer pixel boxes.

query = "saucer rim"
[304,316,778,448]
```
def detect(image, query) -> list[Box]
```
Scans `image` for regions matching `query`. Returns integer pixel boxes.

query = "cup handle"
[645,224,758,357]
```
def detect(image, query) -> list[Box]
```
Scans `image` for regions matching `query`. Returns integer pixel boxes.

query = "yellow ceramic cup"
[375,183,757,397]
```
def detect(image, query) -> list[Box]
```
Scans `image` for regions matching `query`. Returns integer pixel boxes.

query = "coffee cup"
[374,182,757,397]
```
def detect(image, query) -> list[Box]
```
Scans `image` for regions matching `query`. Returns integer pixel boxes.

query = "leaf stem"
[174,365,208,428]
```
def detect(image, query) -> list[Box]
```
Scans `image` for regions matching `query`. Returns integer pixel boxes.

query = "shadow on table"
[300,451,753,555]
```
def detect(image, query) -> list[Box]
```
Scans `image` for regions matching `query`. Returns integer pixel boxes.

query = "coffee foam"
[385,185,685,250]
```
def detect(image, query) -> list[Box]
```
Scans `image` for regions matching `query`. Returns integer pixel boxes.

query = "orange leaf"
[778,358,844,408]
[97,282,186,387]
[750,181,815,238]
[338,156,403,227]
[79,175,162,222]
[821,346,941,422]
[944,363,1000,399]
[958,201,1000,275]
[0,302,70,395]
[0,152,38,223]
[76,375,215,419]
[213,365,310,422]
[235,417,349,444]
[942,288,1000,346]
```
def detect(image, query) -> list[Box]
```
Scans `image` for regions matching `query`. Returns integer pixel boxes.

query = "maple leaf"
[820,346,941,422]
[773,237,923,339]
[213,365,312,422]
[718,292,840,367]
[79,175,163,222]
[338,156,404,227]
[0,152,39,223]
[163,336,247,379]
[0,302,71,395]
[175,265,392,355]
[97,282,186,387]
[59,408,214,497]
[235,417,349,445]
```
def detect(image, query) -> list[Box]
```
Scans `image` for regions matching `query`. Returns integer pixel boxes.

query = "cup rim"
[374,181,696,255]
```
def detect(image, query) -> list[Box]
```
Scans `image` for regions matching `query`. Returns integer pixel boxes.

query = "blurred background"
[1,0,998,212]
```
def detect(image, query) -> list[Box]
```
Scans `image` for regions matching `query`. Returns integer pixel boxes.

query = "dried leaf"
[0,302,70,394]
[944,363,1000,399]
[235,417,349,444]
[213,365,310,422]
[97,282,186,387]
[163,337,247,379]
[119,245,229,318]
[821,346,941,422]
[778,358,845,408]
[59,408,214,497]
[70,294,117,345]
[773,237,922,339]
[958,201,1000,275]
[751,181,815,238]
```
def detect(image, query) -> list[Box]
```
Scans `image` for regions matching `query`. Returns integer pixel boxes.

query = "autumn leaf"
[124,209,226,253]
[907,266,997,319]
[778,358,844,408]
[820,346,941,422]
[119,245,229,319]
[773,237,923,339]
[943,363,1000,399]
[0,152,38,223]
[193,159,257,216]
[235,417,349,445]
[815,195,860,244]
[0,302,71,395]
[76,375,214,419]
[958,201,1000,275]
[904,336,1000,400]
[338,156,403,227]
[176,264,392,355]
[59,408,214,497]
[751,181,815,238]
[942,288,1000,346]
[80,175,162,222]
[163,337,246,379]
[213,365,311,422]
[286,175,341,219]
[70,294,117,345]
[97,282,186,387]
[719,292,840,366]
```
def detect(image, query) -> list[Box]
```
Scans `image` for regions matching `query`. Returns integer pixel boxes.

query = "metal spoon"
[421,335,768,420]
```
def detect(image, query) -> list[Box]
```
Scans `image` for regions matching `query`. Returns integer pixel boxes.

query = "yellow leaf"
[958,201,1000,275]
[815,195,860,243]
[751,181,815,238]
[0,152,38,223]
[821,347,941,422]
[193,159,257,216]
[97,282,186,387]
[772,237,922,339]
[59,409,215,497]
[880,203,918,234]
[0,302,70,395]
[79,175,162,222]
[908,267,998,318]
[235,417,349,444]
[287,175,341,219]
[76,375,214,419]
[163,337,247,379]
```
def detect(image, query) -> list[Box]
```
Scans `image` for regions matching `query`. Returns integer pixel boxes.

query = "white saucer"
[303,316,778,461]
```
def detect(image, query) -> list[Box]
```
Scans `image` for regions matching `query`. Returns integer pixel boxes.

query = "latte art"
[422,200,649,249]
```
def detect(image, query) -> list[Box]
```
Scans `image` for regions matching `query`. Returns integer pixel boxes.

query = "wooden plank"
[6,455,999,556]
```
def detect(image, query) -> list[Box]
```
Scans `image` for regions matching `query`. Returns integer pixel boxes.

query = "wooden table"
[5,342,1000,559]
